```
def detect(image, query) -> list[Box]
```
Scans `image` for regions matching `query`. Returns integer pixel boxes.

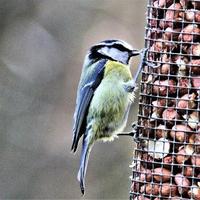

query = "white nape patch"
[97,46,129,64]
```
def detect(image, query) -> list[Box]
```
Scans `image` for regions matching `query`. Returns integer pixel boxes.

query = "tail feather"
[77,136,92,195]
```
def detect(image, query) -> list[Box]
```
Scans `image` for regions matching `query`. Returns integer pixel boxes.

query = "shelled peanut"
[131,0,200,199]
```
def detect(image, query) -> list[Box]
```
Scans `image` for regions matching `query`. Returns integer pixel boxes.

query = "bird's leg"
[140,48,161,69]
[123,80,137,93]
[120,49,160,138]
[117,121,138,138]
[131,48,147,86]
[132,48,161,85]
[117,132,135,137]
[117,125,146,147]
[124,48,161,93]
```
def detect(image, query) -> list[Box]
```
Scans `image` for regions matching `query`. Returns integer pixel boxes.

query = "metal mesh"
[130,0,200,199]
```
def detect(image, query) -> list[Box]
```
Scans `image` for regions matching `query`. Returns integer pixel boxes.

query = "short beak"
[130,49,142,56]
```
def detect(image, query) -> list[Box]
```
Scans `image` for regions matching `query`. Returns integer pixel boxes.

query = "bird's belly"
[87,80,132,142]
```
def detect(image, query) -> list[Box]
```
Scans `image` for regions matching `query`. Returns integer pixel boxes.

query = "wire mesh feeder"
[130,0,200,199]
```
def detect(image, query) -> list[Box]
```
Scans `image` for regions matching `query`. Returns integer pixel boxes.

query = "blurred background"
[0,0,146,199]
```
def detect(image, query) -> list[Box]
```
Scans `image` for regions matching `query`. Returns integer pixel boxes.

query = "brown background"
[0,0,146,199]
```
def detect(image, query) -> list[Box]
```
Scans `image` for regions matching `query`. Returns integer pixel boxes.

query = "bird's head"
[88,39,140,64]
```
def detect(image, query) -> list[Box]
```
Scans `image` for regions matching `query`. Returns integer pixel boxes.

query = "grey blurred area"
[0,0,146,199]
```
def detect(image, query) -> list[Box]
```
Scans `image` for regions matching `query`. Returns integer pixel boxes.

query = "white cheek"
[109,48,129,63]
[98,47,129,64]
[108,48,120,57]
[100,47,110,55]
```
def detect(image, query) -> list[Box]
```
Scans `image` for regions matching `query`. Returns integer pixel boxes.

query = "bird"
[71,39,144,194]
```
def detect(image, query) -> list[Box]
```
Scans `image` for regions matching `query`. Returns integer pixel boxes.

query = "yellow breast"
[104,60,132,81]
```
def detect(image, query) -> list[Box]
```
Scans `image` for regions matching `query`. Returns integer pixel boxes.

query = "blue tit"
[71,39,143,194]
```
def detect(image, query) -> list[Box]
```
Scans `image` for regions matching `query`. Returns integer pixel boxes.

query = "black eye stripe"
[90,43,130,52]
[112,43,130,52]
[90,44,105,52]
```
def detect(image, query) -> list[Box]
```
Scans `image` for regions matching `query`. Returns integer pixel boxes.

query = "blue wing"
[71,58,107,152]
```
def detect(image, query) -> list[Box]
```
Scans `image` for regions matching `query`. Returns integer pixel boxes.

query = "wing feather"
[71,59,107,152]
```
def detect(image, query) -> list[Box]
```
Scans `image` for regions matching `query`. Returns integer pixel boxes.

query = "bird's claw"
[139,48,161,69]
[131,122,140,143]
[131,121,146,146]
[145,61,161,69]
